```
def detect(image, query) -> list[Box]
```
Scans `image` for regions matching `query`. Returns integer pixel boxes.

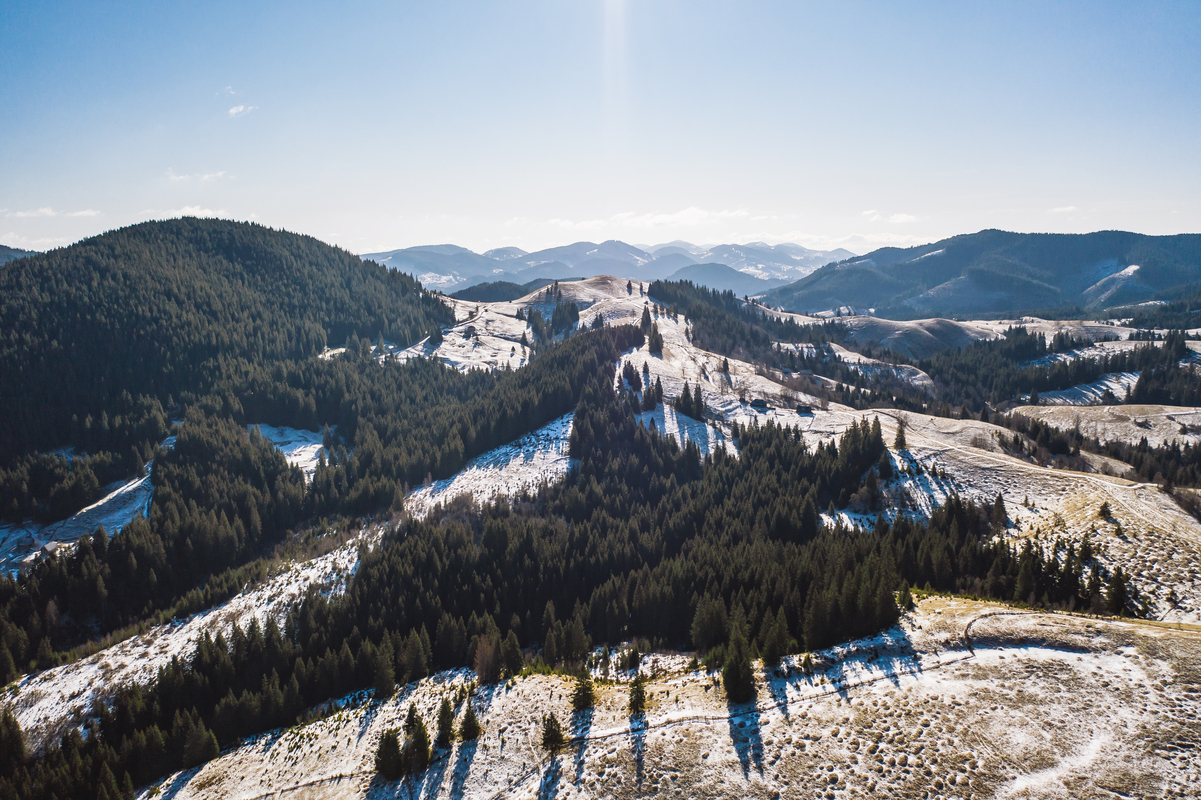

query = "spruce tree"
[375,729,404,780]
[402,716,431,774]
[541,712,565,752]
[722,619,755,703]
[436,697,454,748]
[894,418,907,450]
[571,673,595,711]
[1106,566,1129,616]
[374,638,396,699]
[628,674,647,714]
[459,701,482,741]
[501,629,524,676]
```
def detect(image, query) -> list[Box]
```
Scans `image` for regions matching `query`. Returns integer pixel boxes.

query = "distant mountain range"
[360,240,854,296]
[0,244,35,266]
[762,229,1201,318]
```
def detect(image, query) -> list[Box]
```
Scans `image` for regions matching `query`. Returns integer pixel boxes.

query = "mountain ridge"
[763,229,1201,318]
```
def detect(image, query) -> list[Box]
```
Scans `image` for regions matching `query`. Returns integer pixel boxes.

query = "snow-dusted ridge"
[140,598,1201,800]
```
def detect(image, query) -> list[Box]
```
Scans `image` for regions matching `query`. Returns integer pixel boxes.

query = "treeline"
[919,327,1198,411]
[648,280,848,365]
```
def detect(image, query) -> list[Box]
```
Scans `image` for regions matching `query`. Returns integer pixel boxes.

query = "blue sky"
[1,1,1198,255]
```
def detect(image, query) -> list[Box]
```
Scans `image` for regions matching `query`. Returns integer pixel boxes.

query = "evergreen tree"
[374,638,396,699]
[648,323,664,353]
[894,418,907,450]
[1107,566,1129,616]
[0,710,25,775]
[435,698,454,748]
[628,674,647,715]
[501,630,524,676]
[375,729,404,780]
[541,712,565,752]
[722,619,755,703]
[571,674,595,711]
[181,721,219,769]
[459,702,482,741]
[401,716,431,774]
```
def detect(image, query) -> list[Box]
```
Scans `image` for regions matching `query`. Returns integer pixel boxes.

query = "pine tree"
[761,608,786,666]
[459,701,482,741]
[541,712,565,752]
[894,418,907,450]
[722,618,755,703]
[648,323,664,353]
[436,698,454,748]
[375,729,404,780]
[897,581,913,611]
[1106,566,1129,616]
[0,709,25,775]
[501,629,524,676]
[181,721,219,768]
[571,673,595,711]
[628,674,647,714]
[374,638,396,699]
[402,716,431,774]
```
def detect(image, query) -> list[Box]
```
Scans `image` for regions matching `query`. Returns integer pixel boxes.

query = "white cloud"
[861,209,878,217]
[9,207,100,218]
[1050,205,1078,213]
[167,169,226,182]
[0,231,71,250]
[887,213,916,224]
[228,105,257,118]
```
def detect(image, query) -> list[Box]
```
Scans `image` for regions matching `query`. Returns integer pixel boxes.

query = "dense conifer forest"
[0,349,1132,800]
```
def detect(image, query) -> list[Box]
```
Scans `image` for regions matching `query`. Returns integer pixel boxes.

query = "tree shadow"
[156,767,200,800]
[726,696,764,779]
[364,771,411,800]
[420,745,452,800]
[537,755,562,800]
[764,663,791,723]
[447,739,479,799]
[570,707,594,786]
[629,712,647,787]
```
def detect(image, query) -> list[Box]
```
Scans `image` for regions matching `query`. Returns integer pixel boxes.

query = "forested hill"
[0,245,34,266]
[0,218,453,461]
[763,229,1201,318]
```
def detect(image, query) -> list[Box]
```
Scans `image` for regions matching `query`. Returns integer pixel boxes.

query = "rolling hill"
[0,244,35,265]
[663,262,787,295]
[763,229,1201,318]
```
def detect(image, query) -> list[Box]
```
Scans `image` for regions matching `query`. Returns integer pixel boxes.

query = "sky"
[1,1,1199,256]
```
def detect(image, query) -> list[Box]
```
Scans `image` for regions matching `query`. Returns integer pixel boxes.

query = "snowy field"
[251,424,329,479]
[1034,371,1142,406]
[860,411,1201,624]
[0,436,176,576]
[140,597,1201,800]
[1011,403,1201,449]
[405,414,576,518]
[4,529,369,752]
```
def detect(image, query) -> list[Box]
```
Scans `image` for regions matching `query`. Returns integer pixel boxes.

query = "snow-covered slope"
[139,597,1201,800]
